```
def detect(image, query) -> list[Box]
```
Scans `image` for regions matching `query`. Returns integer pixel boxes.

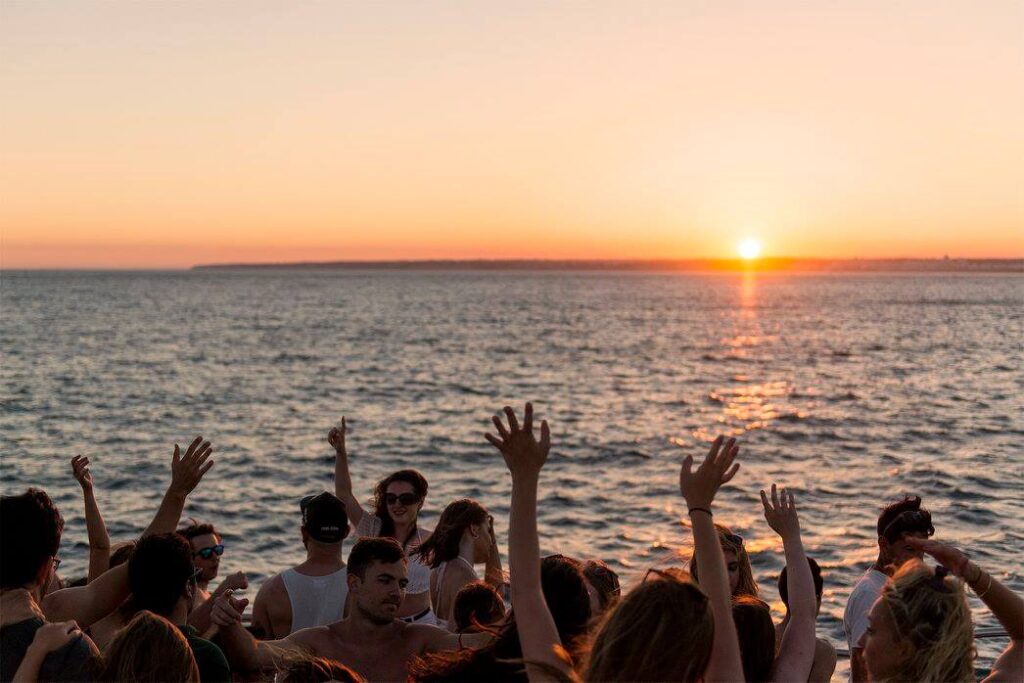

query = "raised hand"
[70,455,93,491]
[327,417,347,454]
[760,483,801,539]
[211,589,249,627]
[220,571,249,593]
[679,435,740,509]
[485,403,550,478]
[169,436,214,496]
[906,538,970,577]
[29,620,82,654]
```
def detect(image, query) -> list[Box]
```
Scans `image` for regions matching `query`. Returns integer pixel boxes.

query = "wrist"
[687,506,713,517]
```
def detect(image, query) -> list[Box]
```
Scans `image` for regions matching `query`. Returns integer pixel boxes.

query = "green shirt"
[177,624,232,683]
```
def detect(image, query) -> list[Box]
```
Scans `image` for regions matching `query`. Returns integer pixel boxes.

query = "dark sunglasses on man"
[385,493,420,506]
[193,544,225,560]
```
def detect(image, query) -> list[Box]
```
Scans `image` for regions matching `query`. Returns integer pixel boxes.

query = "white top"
[281,566,348,634]
[355,514,431,594]
[434,557,478,631]
[843,568,888,653]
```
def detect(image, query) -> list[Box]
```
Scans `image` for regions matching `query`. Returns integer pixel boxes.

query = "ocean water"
[2,270,1022,677]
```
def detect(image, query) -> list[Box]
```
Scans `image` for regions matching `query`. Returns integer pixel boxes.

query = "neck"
[393,520,416,545]
[346,605,396,636]
[0,588,44,627]
[198,579,210,592]
[458,533,476,565]
[872,554,889,573]
[305,545,345,567]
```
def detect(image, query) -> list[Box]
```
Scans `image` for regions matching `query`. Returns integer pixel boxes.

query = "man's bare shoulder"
[256,572,287,598]
[285,624,337,650]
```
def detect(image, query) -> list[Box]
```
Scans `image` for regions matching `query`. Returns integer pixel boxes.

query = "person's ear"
[348,573,360,592]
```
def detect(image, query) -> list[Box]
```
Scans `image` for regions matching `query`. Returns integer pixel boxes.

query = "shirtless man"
[251,492,350,638]
[213,537,490,682]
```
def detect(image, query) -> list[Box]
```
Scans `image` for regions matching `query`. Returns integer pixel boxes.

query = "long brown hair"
[372,470,428,545]
[584,569,714,682]
[98,611,199,682]
[688,522,759,597]
[413,499,489,568]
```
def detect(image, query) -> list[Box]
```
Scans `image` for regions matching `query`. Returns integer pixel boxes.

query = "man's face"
[189,533,222,582]
[880,531,928,568]
[350,560,408,625]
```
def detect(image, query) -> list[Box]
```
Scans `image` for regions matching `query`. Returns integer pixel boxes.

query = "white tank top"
[355,515,432,594]
[281,566,348,634]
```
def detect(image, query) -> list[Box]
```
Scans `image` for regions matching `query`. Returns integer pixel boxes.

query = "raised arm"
[329,417,366,528]
[908,538,1023,682]
[70,455,111,582]
[142,436,213,537]
[762,484,815,682]
[485,403,569,682]
[680,436,745,683]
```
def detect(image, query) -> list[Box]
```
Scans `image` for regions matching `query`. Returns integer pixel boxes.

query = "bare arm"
[329,417,366,528]
[762,484,815,683]
[486,403,569,682]
[211,590,306,677]
[188,571,248,633]
[681,436,745,683]
[142,436,214,537]
[71,456,111,582]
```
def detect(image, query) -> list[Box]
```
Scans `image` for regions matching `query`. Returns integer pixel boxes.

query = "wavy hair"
[98,611,199,682]
[874,560,974,683]
[413,499,489,568]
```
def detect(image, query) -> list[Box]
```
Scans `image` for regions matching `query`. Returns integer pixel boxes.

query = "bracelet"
[966,562,983,585]
[975,572,994,599]
[688,507,713,517]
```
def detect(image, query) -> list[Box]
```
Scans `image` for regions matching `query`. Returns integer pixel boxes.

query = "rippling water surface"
[2,270,1022,678]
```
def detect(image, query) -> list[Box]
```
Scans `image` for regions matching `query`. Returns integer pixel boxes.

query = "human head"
[179,522,222,583]
[414,499,490,568]
[452,581,507,633]
[300,492,349,550]
[861,560,973,682]
[347,537,408,625]
[373,470,428,539]
[876,496,934,568]
[98,610,199,682]
[779,557,824,614]
[129,533,196,618]
[582,559,621,617]
[585,568,714,682]
[0,489,63,594]
[689,523,758,597]
[275,654,363,683]
[732,595,776,683]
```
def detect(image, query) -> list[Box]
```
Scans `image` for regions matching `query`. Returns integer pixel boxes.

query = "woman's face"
[862,596,909,681]
[723,549,741,594]
[385,481,422,526]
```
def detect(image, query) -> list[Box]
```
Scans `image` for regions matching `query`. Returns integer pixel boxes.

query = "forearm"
[775,533,816,681]
[82,488,111,581]
[217,622,265,677]
[332,449,364,524]
[508,475,541,599]
[484,548,504,588]
[690,510,744,683]
[966,562,1023,641]
[142,487,186,537]
[42,563,129,629]
[12,645,46,683]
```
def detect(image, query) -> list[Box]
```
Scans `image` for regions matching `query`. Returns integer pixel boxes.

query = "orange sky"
[2,1,1022,268]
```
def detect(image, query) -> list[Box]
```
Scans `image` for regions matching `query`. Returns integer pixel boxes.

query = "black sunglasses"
[385,493,421,506]
[724,533,744,547]
[193,544,225,560]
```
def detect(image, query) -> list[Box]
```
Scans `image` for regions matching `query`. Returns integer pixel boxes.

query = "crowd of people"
[1,403,1021,682]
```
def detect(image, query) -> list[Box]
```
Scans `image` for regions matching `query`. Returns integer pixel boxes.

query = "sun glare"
[738,238,762,260]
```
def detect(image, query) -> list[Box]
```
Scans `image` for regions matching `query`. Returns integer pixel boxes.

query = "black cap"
[300,492,349,543]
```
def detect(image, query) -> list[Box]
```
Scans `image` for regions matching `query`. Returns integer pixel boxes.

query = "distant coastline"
[192,258,1024,273]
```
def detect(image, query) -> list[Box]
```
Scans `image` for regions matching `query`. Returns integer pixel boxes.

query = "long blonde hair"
[98,611,199,682]
[584,569,714,682]
[877,560,975,683]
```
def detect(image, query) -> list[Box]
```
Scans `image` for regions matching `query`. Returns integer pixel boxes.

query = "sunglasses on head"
[724,533,744,547]
[385,493,420,506]
[588,564,622,595]
[193,544,224,560]
[881,509,934,540]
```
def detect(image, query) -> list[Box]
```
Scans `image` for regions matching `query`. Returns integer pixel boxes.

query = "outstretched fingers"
[503,406,520,433]
[523,402,534,433]
[492,415,510,440]
[485,432,503,450]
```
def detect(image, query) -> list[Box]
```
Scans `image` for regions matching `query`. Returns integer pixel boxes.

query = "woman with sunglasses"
[329,418,435,624]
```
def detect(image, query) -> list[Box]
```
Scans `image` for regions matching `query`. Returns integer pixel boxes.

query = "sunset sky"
[2,1,1022,268]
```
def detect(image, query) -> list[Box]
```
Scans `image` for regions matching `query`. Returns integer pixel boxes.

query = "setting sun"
[738,238,762,260]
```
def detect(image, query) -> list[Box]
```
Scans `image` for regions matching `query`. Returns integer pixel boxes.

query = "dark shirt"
[176,624,231,683]
[0,618,93,683]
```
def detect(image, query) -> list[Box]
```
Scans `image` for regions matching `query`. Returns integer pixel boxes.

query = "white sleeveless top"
[281,566,348,634]
[355,515,431,594]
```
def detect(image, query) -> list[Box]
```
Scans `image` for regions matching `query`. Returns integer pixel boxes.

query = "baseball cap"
[300,492,349,543]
